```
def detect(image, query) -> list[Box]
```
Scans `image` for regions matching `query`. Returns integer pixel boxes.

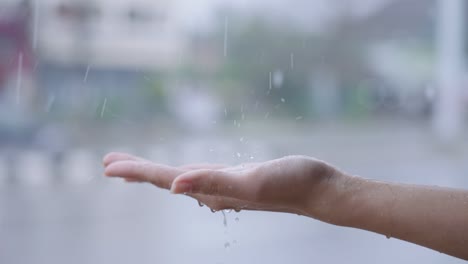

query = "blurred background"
[0,0,467,263]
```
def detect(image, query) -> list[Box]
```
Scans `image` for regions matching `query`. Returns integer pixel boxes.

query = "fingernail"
[171,182,192,194]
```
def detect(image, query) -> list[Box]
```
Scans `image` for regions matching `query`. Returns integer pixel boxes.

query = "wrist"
[302,166,365,226]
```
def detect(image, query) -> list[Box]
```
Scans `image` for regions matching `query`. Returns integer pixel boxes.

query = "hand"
[103,152,346,220]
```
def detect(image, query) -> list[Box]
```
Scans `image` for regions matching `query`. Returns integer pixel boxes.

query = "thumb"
[170,169,254,200]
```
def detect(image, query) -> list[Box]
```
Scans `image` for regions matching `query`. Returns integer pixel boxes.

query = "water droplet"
[84,64,91,82]
[386,235,391,239]
[16,52,23,105]
[211,208,216,213]
[224,242,230,249]
[295,116,303,120]
[234,208,241,212]
[268,71,272,93]
[32,0,39,50]
[235,217,239,222]
[100,98,107,118]
[236,152,241,158]
[239,137,244,142]
[223,16,228,57]
[198,201,205,207]
[273,70,284,88]
[45,95,55,113]
[224,209,232,213]
[222,210,227,227]
[281,98,285,103]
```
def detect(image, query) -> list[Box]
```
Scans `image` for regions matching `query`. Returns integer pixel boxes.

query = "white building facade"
[36,0,189,70]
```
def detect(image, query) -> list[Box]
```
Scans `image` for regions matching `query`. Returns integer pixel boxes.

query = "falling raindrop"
[235,217,239,222]
[268,71,272,93]
[32,0,39,50]
[281,98,285,103]
[222,210,227,227]
[223,16,228,57]
[224,242,230,249]
[16,52,23,105]
[83,65,91,83]
[100,98,108,118]
[236,152,241,158]
[45,95,55,113]
[273,70,284,88]
[295,116,303,120]
[239,137,244,142]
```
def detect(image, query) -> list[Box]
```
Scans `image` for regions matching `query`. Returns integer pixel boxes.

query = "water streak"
[16,52,23,105]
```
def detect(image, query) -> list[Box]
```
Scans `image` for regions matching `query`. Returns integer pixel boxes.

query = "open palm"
[103,152,341,218]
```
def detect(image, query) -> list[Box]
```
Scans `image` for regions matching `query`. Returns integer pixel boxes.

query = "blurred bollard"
[16,150,53,185]
[61,149,98,185]
[434,0,465,144]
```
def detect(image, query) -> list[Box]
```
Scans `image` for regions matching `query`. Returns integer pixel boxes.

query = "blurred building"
[37,0,187,70]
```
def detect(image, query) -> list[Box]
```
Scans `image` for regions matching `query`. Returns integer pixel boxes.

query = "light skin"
[103,152,468,260]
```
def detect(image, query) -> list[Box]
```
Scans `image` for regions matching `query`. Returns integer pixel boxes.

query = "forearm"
[323,175,468,260]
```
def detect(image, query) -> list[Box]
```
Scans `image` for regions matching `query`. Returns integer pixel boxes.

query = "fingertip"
[125,178,143,183]
[103,152,139,167]
[103,152,120,166]
[103,160,135,178]
[103,163,116,177]
[170,180,193,194]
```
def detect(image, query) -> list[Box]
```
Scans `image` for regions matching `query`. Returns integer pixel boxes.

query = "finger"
[124,178,144,183]
[105,160,185,189]
[179,163,227,170]
[188,193,247,211]
[187,194,300,214]
[171,169,256,200]
[103,152,145,167]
